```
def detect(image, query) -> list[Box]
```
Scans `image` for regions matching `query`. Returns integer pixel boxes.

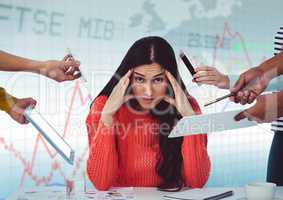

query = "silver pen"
[66,48,87,82]
[204,93,235,107]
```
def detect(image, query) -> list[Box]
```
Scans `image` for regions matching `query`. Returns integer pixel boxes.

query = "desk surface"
[9,186,283,200]
[134,187,283,200]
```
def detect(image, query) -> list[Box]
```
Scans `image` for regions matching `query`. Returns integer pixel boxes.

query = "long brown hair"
[93,36,190,190]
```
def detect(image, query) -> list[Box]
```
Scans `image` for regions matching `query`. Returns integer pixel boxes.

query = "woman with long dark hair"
[86,36,210,191]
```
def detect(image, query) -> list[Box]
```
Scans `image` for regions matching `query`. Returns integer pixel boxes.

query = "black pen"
[203,190,234,200]
[163,190,234,200]
[163,195,195,200]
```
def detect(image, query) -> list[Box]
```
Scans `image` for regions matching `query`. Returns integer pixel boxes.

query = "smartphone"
[179,50,196,76]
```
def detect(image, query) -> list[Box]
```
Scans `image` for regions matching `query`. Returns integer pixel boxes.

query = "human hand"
[234,93,279,123]
[164,71,195,117]
[40,55,81,82]
[101,70,133,125]
[230,66,270,105]
[193,66,230,89]
[9,98,37,124]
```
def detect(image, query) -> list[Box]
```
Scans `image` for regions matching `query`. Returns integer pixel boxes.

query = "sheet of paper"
[8,186,135,200]
[169,110,256,138]
[24,106,75,165]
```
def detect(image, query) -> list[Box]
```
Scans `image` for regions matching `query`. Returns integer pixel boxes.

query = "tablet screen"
[24,106,75,165]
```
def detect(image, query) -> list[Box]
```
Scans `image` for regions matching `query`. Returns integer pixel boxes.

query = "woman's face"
[131,63,168,111]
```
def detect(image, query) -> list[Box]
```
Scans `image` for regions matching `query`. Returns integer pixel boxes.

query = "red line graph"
[186,22,268,79]
[0,22,267,188]
[212,22,253,67]
[0,81,92,186]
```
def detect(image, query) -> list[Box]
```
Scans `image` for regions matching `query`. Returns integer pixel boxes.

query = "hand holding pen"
[66,48,87,82]
[39,55,81,82]
[204,89,258,107]
[230,66,270,105]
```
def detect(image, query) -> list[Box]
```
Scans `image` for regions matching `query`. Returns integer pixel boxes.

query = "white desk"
[134,187,283,200]
[9,186,283,200]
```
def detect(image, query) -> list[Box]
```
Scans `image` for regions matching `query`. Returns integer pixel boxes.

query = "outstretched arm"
[0,50,81,82]
[231,51,283,104]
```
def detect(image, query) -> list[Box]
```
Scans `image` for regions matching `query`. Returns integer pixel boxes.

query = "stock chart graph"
[0,0,282,198]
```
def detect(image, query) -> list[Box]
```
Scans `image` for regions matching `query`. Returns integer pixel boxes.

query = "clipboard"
[24,106,75,165]
[169,110,256,138]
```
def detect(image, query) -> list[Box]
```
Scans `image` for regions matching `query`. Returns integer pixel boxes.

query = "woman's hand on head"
[101,70,134,125]
[164,71,195,117]
[193,66,230,89]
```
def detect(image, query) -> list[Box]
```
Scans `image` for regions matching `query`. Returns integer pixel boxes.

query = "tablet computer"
[24,106,75,165]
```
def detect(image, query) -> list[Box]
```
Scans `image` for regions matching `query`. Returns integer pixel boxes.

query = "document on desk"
[9,186,135,200]
[169,110,255,138]
[24,106,75,165]
[163,188,234,200]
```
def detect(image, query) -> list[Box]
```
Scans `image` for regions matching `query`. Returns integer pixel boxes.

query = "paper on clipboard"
[169,110,256,138]
[24,106,75,165]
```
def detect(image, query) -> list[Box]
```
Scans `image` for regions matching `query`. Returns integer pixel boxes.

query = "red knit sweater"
[86,96,210,191]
